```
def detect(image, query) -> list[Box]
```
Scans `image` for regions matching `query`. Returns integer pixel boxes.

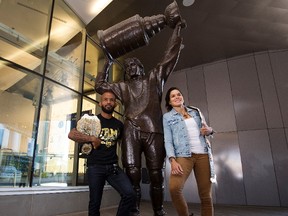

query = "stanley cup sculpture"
[97,1,185,60]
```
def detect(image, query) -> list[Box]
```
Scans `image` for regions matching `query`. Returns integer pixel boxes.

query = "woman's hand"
[171,160,184,175]
[200,122,213,136]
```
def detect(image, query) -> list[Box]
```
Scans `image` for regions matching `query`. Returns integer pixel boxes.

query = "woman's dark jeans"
[87,164,136,216]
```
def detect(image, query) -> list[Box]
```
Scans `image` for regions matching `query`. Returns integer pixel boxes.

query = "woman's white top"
[185,117,206,154]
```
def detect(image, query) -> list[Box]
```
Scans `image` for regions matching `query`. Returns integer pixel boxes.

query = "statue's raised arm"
[156,20,185,83]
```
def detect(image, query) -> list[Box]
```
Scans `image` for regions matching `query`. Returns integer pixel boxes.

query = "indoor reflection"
[0,64,41,187]
[0,0,124,189]
[83,38,101,99]
[34,80,78,186]
[46,0,85,92]
[0,0,51,74]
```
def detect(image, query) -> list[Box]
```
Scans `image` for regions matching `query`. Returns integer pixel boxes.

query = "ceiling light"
[183,0,195,7]
[64,0,113,24]
[91,0,113,16]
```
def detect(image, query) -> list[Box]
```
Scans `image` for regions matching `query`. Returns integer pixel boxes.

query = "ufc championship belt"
[76,114,101,155]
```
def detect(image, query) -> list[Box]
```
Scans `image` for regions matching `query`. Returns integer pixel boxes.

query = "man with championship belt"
[68,90,136,216]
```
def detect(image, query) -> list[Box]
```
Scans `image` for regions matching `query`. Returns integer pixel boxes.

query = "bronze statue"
[95,1,185,215]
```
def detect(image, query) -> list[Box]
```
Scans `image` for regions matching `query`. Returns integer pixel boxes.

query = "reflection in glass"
[34,80,79,186]
[46,1,85,91]
[0,0,125,189]
[83,37,125,101]
[0,61,41,187]
[0,0,51,74]
[84,37,104,100]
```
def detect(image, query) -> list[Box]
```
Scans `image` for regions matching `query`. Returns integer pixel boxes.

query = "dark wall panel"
[204,61,237,133]
[270,51,288,127]
[212,132,246,205]
[269,128,288,206]
[238,130,279,206]
[255,53,283,129]
[186,67,209,121]
[228,56,267,130]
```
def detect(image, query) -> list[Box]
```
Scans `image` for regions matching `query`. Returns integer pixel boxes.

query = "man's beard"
[102,106,114,114]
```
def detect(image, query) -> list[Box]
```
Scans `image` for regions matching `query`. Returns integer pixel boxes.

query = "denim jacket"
[163,106,216,183]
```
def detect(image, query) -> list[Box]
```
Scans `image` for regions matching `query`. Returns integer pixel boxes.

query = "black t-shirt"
[87,114,123,166]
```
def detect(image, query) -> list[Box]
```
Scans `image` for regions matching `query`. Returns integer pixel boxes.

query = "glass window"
[0,0,52,74]
[0,59,42,187]
[46,0,85,92]
[0,0,125,189]
[84,37,104,100]
[34,79,79,186]
[83,36,125,101]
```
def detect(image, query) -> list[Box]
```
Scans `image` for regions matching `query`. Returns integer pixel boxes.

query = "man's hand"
[90,136,101,149]
[68,128,101,149]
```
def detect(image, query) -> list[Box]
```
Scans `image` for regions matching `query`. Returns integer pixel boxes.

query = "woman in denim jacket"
[163,87,216,216]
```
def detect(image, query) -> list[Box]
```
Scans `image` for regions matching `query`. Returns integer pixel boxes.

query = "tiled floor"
[100,200,288,216]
